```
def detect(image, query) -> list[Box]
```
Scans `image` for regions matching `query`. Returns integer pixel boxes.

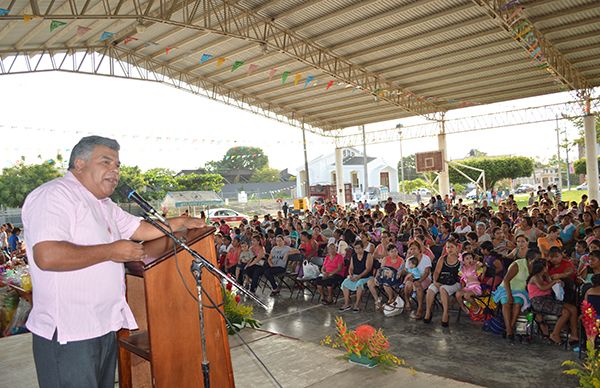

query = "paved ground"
[0,286,581,388]
[246,287,580,388]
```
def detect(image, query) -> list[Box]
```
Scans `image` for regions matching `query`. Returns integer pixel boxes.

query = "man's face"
[72,145,120,199]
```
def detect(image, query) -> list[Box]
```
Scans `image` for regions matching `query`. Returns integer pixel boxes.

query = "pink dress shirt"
[23,171,141,344]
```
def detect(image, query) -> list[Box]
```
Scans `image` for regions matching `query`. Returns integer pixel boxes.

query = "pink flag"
[247,64,258,75]
[269,67,277,80]
[76,26,91,36]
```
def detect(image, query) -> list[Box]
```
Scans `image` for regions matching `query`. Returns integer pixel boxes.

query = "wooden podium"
[118,226,235,388]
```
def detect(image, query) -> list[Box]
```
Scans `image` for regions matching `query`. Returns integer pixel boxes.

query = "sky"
[0,71,588,174]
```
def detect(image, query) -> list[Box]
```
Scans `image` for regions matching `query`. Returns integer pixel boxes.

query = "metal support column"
[335,147,346,207]
[397,123,404,193]
[555,116,562,189]
[361,125,368,194]
[584,113,599,201]
[302,122,310,198]
[438,118,450,196]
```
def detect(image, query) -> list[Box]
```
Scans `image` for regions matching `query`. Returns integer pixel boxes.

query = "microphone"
[117,183,169,225]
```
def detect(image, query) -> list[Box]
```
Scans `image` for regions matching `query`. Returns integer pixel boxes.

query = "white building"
[296,148,399,198]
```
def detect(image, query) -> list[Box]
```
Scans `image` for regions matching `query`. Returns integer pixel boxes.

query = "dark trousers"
[264,265,286,290]
[32,330,117,388]
[246,264,265,292]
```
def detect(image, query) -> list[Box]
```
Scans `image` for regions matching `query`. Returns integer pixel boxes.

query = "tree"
[397,154,420,181]
[143,168,178,201]
[574,157,600,175]
[250,167,281,183]
[403,178,435,194]
[176,173,224,192]
[466,149,488,158]
[0,160,62,207]
[208,146,268,172]
[449,156,534,190]
[111,166,148,203]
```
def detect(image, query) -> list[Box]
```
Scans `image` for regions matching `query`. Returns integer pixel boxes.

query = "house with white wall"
[295,148,398,198]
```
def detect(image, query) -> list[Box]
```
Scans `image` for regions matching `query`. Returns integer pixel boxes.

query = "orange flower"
[355,324,376,343]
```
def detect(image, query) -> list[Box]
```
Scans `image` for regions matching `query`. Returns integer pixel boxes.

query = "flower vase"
[348,353,379,368]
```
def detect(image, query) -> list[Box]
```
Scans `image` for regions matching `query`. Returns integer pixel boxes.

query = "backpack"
[483,311,505,335]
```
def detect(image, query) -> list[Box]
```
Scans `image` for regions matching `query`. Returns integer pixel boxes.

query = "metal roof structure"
[0,0,599,133]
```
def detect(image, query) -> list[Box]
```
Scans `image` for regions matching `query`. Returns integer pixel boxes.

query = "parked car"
[575,183,588,191]
[514,184,535,193]
[207,208,249,224]
[411,188,431,197]
[466,189,478,200]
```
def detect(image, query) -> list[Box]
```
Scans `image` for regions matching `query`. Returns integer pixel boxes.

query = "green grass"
[512,189,587,208]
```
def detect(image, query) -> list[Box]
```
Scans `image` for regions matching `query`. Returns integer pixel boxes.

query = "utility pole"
[555,115,562,189]
[362,125,368,195]
[563,130,571,190]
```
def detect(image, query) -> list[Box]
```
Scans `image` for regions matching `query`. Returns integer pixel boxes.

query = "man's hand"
[107,240,146,263]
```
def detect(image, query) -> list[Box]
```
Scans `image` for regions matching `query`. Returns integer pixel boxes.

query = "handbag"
[302,260,321,280]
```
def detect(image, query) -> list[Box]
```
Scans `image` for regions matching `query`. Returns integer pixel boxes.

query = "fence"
[0,208,22,226]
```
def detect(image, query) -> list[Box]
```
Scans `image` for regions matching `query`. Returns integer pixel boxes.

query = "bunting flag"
[231,60,244,72]
[23,14,34,23]
[165,47,173,55]
[200,53,213,63]
[281,70,290,84]
[304,75,314,89]
[76,26,92,36]
[247,64,258,75]
[216,57,225,67]
[99,31,114,42]
[50,20,67,32]
[123,36,138,45]
[0,8,9,16]
[326,80,335,90]
[269,67,277,80]
[294,73,301,86]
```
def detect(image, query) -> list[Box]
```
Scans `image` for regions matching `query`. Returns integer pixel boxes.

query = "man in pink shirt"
[23,136,205,388]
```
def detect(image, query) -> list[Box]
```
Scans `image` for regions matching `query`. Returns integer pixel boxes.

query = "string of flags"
[0,11,483,108]
[501,0,570,93]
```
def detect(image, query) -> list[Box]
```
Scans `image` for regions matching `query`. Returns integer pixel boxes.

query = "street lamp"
[396,123,405,193]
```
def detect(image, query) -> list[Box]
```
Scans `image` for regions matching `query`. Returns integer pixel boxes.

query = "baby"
[404,256,421,282]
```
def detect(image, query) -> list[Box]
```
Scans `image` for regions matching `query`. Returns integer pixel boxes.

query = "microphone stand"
[140,214,267,388]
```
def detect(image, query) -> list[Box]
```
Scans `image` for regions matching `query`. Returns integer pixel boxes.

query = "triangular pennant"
[304,75,314,89]
[76,25,91,36]
[294,73,302,86]
[269,67,277,80]
[50,20,67,32]
[200,53,213,63]
[281,71,290,84]
[247,64,258,75]
[216,57,226,68]
[23,15,34,23]
[99,31,114,42]
[231,60,244,72]
[123,36,138,45]
[0,8,9,16]
[326,80,335,90]
[165,47,173,55]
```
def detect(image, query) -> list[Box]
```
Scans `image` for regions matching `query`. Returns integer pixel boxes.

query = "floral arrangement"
[321,317,404,369]
[562,300,600,387]
[222,283,260,335]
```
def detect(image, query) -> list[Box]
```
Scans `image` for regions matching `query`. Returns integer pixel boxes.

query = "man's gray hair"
[68,135,120,170]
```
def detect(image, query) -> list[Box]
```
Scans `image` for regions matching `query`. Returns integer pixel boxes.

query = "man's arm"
[33,240,146,271]
[130,216,206,241]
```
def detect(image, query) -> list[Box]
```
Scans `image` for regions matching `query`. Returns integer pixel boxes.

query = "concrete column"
[335,147,346,206]
[437,120,450,196]
[361,125,368,194]
[584,114,599,201]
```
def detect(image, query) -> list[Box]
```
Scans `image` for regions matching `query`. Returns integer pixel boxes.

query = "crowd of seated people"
[214,186,600,346]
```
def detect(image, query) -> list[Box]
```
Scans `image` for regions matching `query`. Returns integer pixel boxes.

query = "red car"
[207,208,248,224]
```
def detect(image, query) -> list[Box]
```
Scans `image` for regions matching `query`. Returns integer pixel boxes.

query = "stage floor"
[1,330,477,388]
